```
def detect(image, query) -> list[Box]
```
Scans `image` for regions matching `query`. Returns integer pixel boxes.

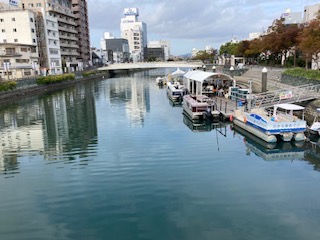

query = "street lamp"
[229,66,234,78]
[202,64,206,71]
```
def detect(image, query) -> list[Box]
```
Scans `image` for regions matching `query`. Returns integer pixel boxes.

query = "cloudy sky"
[88,0,320,55]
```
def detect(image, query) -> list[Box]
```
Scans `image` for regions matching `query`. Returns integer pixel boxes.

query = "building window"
[5,48,15,55]
[31,47,36,53]
[24,70,31,76]
[21,47,28,52]
[33,39,36,43]
[0,19,3,22]
[14,39,18,42]
[36,3,41,7]
[30,18,34,22]
[13,28,17,32]
[12,18,15,21]
[3,39,7,43]
[31,28,35,33]
[1,29,4,32]
[28,3,34,7]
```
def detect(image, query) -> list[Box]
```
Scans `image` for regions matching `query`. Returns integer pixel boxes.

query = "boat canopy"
[184,70,234,83]
[172,68,185,76]
[274,103,305,111]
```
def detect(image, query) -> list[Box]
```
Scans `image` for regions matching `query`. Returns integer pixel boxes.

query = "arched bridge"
[97,61,203,71]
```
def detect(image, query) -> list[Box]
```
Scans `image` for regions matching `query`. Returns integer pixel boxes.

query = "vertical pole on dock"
[261,67,268,93]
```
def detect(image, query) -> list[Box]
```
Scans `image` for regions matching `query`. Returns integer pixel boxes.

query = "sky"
[88,0,320,56]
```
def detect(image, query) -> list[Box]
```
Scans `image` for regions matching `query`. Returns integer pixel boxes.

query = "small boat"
[308,108,320,135]
[166,81,186,102]
[182,94,213,120]
[233,103,307,143]
[156,76,166,86]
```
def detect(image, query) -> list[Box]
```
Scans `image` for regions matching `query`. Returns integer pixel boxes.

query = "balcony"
[58,25,78,34]
[57,17,77,26]
[0,52,22,57]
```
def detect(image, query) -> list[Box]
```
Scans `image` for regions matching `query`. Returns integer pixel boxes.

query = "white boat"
[182,94,213,120]
[156,76,166,86]
[308,108,320,135]
[233,103,307,143]
[166,81,186,102]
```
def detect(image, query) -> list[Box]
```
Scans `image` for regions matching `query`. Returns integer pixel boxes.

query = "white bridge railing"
[97,61,203,71]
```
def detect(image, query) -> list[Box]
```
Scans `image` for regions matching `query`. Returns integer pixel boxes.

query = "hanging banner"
[279,90,293,100]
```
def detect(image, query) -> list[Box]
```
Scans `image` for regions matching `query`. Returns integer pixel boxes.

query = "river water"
[0,69,320,240]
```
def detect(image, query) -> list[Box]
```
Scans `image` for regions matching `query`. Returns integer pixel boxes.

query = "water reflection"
[0,81,99,175]
[104,73,151,128]
[232,125,305,161]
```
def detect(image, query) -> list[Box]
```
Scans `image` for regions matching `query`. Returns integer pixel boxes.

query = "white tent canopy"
[172,67,185,76]
[184,70,234,83]
[184,70,235,95]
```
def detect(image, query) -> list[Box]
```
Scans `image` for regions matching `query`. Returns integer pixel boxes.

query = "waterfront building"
[147,40,170,61]
[281,8,302,25]
[120,8,147,62]
[105,38,130,63]
[0,7,39,79]
[303,3,320,23]
[20,0,82,71]
[100,32,115,51]
[36,8,62,75]
[71,0,90,66]
[145,47,164,61]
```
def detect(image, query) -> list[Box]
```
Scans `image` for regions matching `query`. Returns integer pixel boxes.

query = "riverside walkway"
[97,61,203,71]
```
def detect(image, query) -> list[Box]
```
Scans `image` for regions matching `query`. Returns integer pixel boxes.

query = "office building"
[120,8,147,62]
[147,40,170,60]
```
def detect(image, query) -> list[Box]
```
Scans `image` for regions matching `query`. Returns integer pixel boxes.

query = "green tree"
[192,50,215,63]
[219,42,238,56]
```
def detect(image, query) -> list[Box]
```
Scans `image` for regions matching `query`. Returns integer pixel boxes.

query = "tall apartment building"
[72,0,90,66]
[120,8,147,62]
[20,0,85,70]
[0,7,39,79]
[303,3,320,22]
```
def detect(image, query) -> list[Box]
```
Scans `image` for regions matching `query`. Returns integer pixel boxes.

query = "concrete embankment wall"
[0,72,109,104]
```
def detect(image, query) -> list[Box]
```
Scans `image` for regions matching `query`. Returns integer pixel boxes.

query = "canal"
[0,69,320,240]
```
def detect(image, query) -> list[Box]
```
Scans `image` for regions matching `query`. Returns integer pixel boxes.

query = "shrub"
[82,71,97,77]
[283,68,320,81]
[0,81,17,91]
[37,73,75,85]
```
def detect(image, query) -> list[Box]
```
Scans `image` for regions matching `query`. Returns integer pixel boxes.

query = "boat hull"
[233,118,277,143]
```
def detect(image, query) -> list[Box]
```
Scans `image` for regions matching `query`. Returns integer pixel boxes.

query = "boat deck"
[211,96,238,119]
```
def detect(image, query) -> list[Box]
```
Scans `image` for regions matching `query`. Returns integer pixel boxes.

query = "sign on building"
[124,8,138,16]
[8,0,19,7]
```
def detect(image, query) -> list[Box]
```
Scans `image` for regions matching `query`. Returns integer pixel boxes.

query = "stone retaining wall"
[281,74,320,86]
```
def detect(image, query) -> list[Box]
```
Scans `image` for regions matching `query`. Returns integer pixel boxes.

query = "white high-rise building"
[120,8,147,62]
[303,3,320,23]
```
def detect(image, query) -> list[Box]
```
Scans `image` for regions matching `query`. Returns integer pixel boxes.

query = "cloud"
[87,0,320,55]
